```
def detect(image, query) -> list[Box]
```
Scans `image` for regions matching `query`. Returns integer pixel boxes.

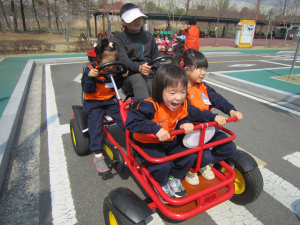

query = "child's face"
[185,67,207,86]
[162,83,187,111]
[125,17,143,33]
[101,52,117,71]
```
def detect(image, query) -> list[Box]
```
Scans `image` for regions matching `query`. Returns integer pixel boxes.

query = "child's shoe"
[168,176,187,198]
[94,153,109,174]
[182,127,215,148]
[199,165,215,180]
[154,183,175,204]
[185,171,199,185]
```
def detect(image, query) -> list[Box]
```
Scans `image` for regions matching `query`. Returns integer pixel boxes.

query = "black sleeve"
[186,100,217,122]
[81,64,96,94]
[125,101,162,135]
[205,83,235,115]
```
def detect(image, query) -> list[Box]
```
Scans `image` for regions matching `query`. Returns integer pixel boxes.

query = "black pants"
[83,97,124,154]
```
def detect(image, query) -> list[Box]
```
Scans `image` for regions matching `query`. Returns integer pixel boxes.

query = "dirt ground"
[0,31,98,59]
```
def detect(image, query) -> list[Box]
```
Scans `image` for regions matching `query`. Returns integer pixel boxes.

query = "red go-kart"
[70,56,263,225]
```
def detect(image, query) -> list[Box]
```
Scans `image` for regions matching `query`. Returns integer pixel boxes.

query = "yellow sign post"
[235,19,256,48]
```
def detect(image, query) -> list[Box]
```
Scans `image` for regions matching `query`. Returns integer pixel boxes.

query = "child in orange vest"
[82,39,128,174]
[174,49,243,185]
[125,64,227,203]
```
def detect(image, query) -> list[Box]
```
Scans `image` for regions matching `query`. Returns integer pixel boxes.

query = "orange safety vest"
[187,83,210,111]
[133,98,188,143]
[84,63,116,101]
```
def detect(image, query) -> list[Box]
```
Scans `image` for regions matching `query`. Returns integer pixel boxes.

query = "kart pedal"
[101,170,114,180]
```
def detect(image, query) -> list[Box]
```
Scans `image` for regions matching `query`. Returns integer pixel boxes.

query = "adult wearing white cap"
[111,3,159,99]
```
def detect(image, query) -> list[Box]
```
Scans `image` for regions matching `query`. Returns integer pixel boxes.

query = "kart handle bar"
[145,116,238,139]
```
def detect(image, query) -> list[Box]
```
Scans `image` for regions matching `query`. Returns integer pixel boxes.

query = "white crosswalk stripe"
[259,165,300,217]
[283,152,300,169]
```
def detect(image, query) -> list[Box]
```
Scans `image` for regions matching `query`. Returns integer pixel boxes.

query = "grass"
[276,74,300,84]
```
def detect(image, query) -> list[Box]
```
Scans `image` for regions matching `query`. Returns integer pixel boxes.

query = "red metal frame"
[102,98,238,221]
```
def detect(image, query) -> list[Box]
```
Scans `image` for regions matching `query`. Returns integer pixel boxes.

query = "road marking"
[259,165,300,217]
[209,60,260,64]
[283,152,300,168]
[60,124,70,135]
[145,213,165,225]
[73,73,82,84]
[207,200,262,225]
[45,64,77,225]
[259,60,291,67]
[205,80,300,116]
[228,64,256,67]
[210,66,290,73]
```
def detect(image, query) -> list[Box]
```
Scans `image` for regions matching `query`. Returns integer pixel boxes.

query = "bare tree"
[211,0,230,46]
[20,0,26,31]
[11,0,18,31]
[45,0,52,34]
[32,0,41,31]
[0,0,12,32]
[275,0,300,45]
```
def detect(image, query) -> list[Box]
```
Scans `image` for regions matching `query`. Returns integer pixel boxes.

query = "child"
[125,64,227,202]
[174,49,243,185]
[82,39,128,174]
[111,3,159,99]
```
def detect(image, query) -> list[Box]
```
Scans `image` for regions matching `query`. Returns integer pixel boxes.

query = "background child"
[174,49,243,185]
[125,64,226,203]
[82,39,128,174]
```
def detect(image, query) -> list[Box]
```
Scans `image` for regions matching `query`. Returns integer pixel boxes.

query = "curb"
[209,72,300,107]
[0,57,87,192]
[0,60,35,190]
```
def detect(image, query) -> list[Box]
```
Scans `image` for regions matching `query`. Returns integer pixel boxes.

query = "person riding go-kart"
[70,54,263,224]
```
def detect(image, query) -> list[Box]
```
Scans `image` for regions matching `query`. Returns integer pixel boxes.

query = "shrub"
[0,39,56,52]
[74,41,90,51]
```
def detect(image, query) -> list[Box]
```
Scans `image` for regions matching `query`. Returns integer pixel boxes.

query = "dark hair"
[152,64,188,104]
[95,38,119,62]
[189,17,197,25]
[120,3,138,17]
[173,49,208,70]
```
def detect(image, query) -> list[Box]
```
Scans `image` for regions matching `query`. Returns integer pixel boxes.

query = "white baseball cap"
[121,8,147,23]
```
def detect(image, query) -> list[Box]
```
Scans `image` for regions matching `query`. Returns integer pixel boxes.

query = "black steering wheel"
[96,61,128,83]
[147,55,174,66]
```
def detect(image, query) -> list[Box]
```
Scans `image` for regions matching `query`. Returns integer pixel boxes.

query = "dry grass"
[276,74,300,84]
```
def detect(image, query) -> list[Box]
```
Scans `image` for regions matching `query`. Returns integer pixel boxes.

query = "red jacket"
[182,25,200,51]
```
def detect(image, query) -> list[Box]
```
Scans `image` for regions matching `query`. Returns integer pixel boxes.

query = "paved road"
[1,51,300,224]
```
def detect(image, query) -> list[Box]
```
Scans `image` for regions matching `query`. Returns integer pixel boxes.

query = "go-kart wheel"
[70,118,90,156]
[216,161,263,205]
[103,197,146,225]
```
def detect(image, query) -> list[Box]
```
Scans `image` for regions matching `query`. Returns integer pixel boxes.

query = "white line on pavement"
[60,124,70,135]
[259,165,300,217]
[207,200,263,225]
[259,60,291,67]
[46,64,77,225]
[204,80,300,116]
[283,152,300,169]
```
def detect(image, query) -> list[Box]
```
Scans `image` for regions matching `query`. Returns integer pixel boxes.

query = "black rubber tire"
[70,118,90,156]
[103,197,146,225]
[230,166,263,205]
[215,162,263,205]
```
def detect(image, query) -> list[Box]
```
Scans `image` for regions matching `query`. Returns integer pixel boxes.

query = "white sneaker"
[185,171,199,185]
[182,127,215,148]
[200,165,215,180]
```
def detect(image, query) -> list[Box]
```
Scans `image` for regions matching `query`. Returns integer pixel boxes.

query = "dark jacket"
[111,28,159,75]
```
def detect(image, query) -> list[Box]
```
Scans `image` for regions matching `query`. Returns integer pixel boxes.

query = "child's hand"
[179,123,194,134]
[88,69,99,77]
[229,110,243,122]
[122,70,129,78]
[156,128,170,141]
[139,63,152,76]
[215,115,227,126]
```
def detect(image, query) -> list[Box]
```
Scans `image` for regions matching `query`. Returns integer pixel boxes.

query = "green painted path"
[222,67,300,95]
